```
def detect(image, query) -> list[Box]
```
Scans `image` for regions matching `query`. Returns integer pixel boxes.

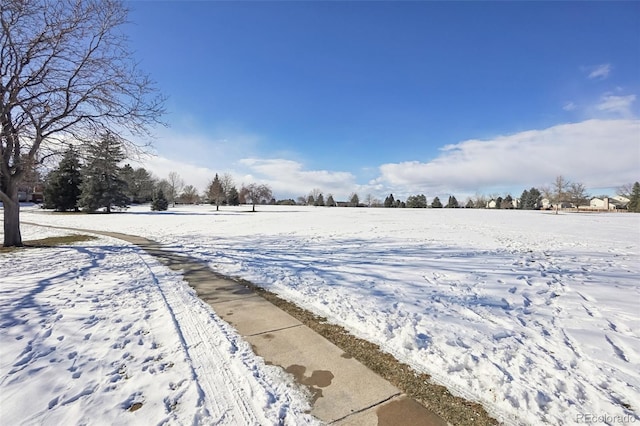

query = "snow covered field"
[4,204,640,425]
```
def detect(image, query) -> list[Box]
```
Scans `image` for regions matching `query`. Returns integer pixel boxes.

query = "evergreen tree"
[406,194,427,208]
[78,133,129,213]
[466,199,475,208]
[207,174,225,211]
[43,146,82,211]
[384,193,395,208]
[502,194,514,209]
[307,194,315,206]
[227,186,240,206]
[495,196,503,209]
[446,195,459,208]
[349,193,360,207]
[151,189,169,211]
[315,193,325,206]
[431,196,443,208]
[519,190,530,209]
[527,187,542,209]
[326,194,336,207]
[628,182,640,213]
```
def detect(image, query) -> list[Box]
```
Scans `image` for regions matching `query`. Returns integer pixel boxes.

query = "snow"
[0,221,317,425]
[5,204,640,425]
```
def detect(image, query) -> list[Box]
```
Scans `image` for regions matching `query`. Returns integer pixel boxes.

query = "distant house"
[17,183,44,203]
[589,197,629,210]
[612,195,630,205]
[486,198,520,209]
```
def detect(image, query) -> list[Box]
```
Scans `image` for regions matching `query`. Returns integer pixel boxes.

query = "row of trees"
[43,140,275,214]
[45,135,129,213]
[294,176,639,212]
[43,134,172,213]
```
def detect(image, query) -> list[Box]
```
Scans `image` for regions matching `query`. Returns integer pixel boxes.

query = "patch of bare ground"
[232,278,498,426]
[0,235,97,253]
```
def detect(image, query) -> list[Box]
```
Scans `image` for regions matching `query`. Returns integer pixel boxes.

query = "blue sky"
[125,1,639,200]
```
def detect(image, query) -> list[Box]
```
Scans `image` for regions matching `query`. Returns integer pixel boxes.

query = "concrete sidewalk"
[28,224,448,425]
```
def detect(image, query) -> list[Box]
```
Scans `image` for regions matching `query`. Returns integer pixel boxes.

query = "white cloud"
[596,94,636,117]
[129,156,235,193]
[563,102,577,111]
[374,119,640,198]
[587,63,612,80]
[238,158,358,199]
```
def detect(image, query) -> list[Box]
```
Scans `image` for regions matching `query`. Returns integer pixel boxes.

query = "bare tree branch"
[1,0,166,246]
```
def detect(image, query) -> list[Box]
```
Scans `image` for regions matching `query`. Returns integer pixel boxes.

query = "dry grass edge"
[234,278,498,426]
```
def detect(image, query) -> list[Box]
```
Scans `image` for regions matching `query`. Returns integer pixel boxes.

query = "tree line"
[42,135,275,213]
[295,176,640,212]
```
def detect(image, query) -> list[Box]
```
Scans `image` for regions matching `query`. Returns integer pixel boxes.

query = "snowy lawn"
[0,222,316,425]
[10,204,640,425]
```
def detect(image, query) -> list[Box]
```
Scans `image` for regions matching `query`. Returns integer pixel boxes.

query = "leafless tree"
[617,183,634,199]
[243,183,272,212]
[219,173,235,204]
[167,171,184,207]
[364,193,374,207]
[473,193,487,209]
[0,0,165,246]
[309,188,322,201]
[551,175,570,214]
[180,185,199,204]
[567,182,589,210]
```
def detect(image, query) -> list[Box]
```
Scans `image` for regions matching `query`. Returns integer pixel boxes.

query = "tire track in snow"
[135,250,262,425]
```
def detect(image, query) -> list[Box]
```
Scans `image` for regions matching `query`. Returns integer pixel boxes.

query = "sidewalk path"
[25,223,448,425]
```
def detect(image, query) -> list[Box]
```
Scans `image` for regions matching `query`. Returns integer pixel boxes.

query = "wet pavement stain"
[377,397,447,426]
[285,364,334,404]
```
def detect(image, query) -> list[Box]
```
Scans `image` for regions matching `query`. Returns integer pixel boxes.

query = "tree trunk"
[252,203,256,212]
[2,182,23,247]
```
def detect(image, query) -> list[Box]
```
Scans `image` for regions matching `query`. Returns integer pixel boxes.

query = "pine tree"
[326,194,336,207]
[78,133,129,213]
[384,194,395,208]
[446,195,459,208]
[349,193,360,207]
[315,193,325,206]
[207,174,225,211]
[151,189,169,211]
[406,194,427,208]
[431,196,443,208]
[227,186,240,206]
[495,196,503,209]
[628,182,640,213]
[43,146,82,211]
